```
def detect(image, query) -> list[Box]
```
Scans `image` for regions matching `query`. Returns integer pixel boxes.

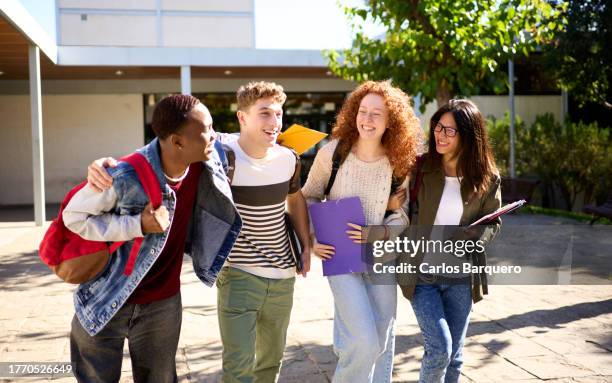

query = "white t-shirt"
[433,176,463,225]
[424,176,468,278]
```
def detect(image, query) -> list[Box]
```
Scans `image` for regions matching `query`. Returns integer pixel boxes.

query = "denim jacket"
[63,139,242,336]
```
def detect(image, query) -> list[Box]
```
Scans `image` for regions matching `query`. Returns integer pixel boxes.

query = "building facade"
[0,0,562,211]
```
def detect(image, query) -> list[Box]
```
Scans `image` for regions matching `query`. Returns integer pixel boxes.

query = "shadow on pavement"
[0,251,61,292]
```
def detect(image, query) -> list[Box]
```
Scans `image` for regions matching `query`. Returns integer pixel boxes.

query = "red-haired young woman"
[302,81,421,382]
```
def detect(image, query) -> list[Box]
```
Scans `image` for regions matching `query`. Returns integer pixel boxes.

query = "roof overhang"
[57,46,327,67]
[0,0,57,63]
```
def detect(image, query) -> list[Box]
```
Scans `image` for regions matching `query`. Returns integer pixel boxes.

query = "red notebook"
[469,199,526,227]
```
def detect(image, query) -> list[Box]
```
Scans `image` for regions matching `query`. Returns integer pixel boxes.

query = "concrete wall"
[162,16,252,48]
[161,0,252,12]
[60,13,158,46]
[418,95,563,129]
[58,0,254,48]
[58,0,157,9]
[0,94,143,205]
[58,0,252,11]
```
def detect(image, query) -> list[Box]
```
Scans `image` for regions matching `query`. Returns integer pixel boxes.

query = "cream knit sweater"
[302,139,409,234]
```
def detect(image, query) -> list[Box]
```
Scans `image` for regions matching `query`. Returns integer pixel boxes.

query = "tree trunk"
[436,79,452,107]
[559,182,573,211]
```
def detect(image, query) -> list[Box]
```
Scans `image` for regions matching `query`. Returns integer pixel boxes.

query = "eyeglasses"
[434,122,458,137]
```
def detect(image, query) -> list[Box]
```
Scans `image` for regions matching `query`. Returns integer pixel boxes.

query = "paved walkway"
[0,212,610,382]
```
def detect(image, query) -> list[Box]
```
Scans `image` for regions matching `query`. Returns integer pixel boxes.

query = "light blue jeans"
[411,282,472,383]
[328,272,397,383]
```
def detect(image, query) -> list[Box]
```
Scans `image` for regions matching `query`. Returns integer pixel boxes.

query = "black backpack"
[324,141,402,201]
[407,154,426,221]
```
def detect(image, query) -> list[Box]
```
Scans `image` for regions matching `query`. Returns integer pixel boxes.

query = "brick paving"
[0,211,610,382]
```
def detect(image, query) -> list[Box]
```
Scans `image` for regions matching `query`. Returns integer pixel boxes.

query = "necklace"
[163,166,189,183]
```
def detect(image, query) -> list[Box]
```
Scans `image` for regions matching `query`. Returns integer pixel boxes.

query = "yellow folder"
[277,124,328,155]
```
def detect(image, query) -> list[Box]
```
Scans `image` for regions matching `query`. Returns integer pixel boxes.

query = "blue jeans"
[411,283,472,383]
[328,272,397,383]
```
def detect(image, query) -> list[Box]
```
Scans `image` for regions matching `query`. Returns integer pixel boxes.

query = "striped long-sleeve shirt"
[225,139,301,279]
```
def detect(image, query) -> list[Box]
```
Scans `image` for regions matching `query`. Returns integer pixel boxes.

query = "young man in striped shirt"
[216,81,311,382]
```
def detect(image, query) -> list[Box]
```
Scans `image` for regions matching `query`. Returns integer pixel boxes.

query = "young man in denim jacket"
[87,83,312,382]
[63,95,242,382]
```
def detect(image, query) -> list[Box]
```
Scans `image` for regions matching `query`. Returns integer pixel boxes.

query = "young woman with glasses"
[398,99,502,383]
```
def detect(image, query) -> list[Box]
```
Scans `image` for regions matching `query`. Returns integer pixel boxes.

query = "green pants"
[217,266,295,383]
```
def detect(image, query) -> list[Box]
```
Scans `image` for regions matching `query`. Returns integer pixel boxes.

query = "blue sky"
[255,0,354,49]
[256,0,384,49]
[17,0,383,50]
[18,0,57,41]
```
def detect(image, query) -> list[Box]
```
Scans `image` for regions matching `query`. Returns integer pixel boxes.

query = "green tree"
[326,0,565,108]
[545,0,612,108]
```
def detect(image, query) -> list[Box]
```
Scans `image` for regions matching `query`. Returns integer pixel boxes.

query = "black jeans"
[70,292,182,383]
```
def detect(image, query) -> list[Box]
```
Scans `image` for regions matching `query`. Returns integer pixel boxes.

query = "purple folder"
[309,197,367,276]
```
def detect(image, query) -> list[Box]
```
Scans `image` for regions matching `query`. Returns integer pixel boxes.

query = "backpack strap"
[226,150,236,184]
[408,154,426,221]
[121,153,162,209]
[215,140,233,181]
[324,141,347,199]
[284,147,303,271]
[287,147,300,182]
[117,152,164,276]
[390,176,401,194]
[218,145,237,184]
[324,140,401,199]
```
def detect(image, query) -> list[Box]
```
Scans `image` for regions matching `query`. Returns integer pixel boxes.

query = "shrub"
[487,113,612,210]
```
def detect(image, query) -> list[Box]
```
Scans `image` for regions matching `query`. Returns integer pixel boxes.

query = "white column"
[29,45,46,225]
[181,65,191,95]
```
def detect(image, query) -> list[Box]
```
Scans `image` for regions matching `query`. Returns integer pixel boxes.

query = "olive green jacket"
[397,154,502,303]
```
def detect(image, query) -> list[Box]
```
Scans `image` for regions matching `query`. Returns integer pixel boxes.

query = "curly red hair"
[332,81,422,179]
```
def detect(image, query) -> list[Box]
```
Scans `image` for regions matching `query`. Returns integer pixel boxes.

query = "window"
[143,92,347,153]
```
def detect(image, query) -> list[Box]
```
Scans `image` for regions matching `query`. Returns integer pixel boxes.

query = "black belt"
[418,273,471,285]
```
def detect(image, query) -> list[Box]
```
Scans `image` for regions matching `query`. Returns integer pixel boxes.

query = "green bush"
[487,113,529,178]
[487,114,612,210]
